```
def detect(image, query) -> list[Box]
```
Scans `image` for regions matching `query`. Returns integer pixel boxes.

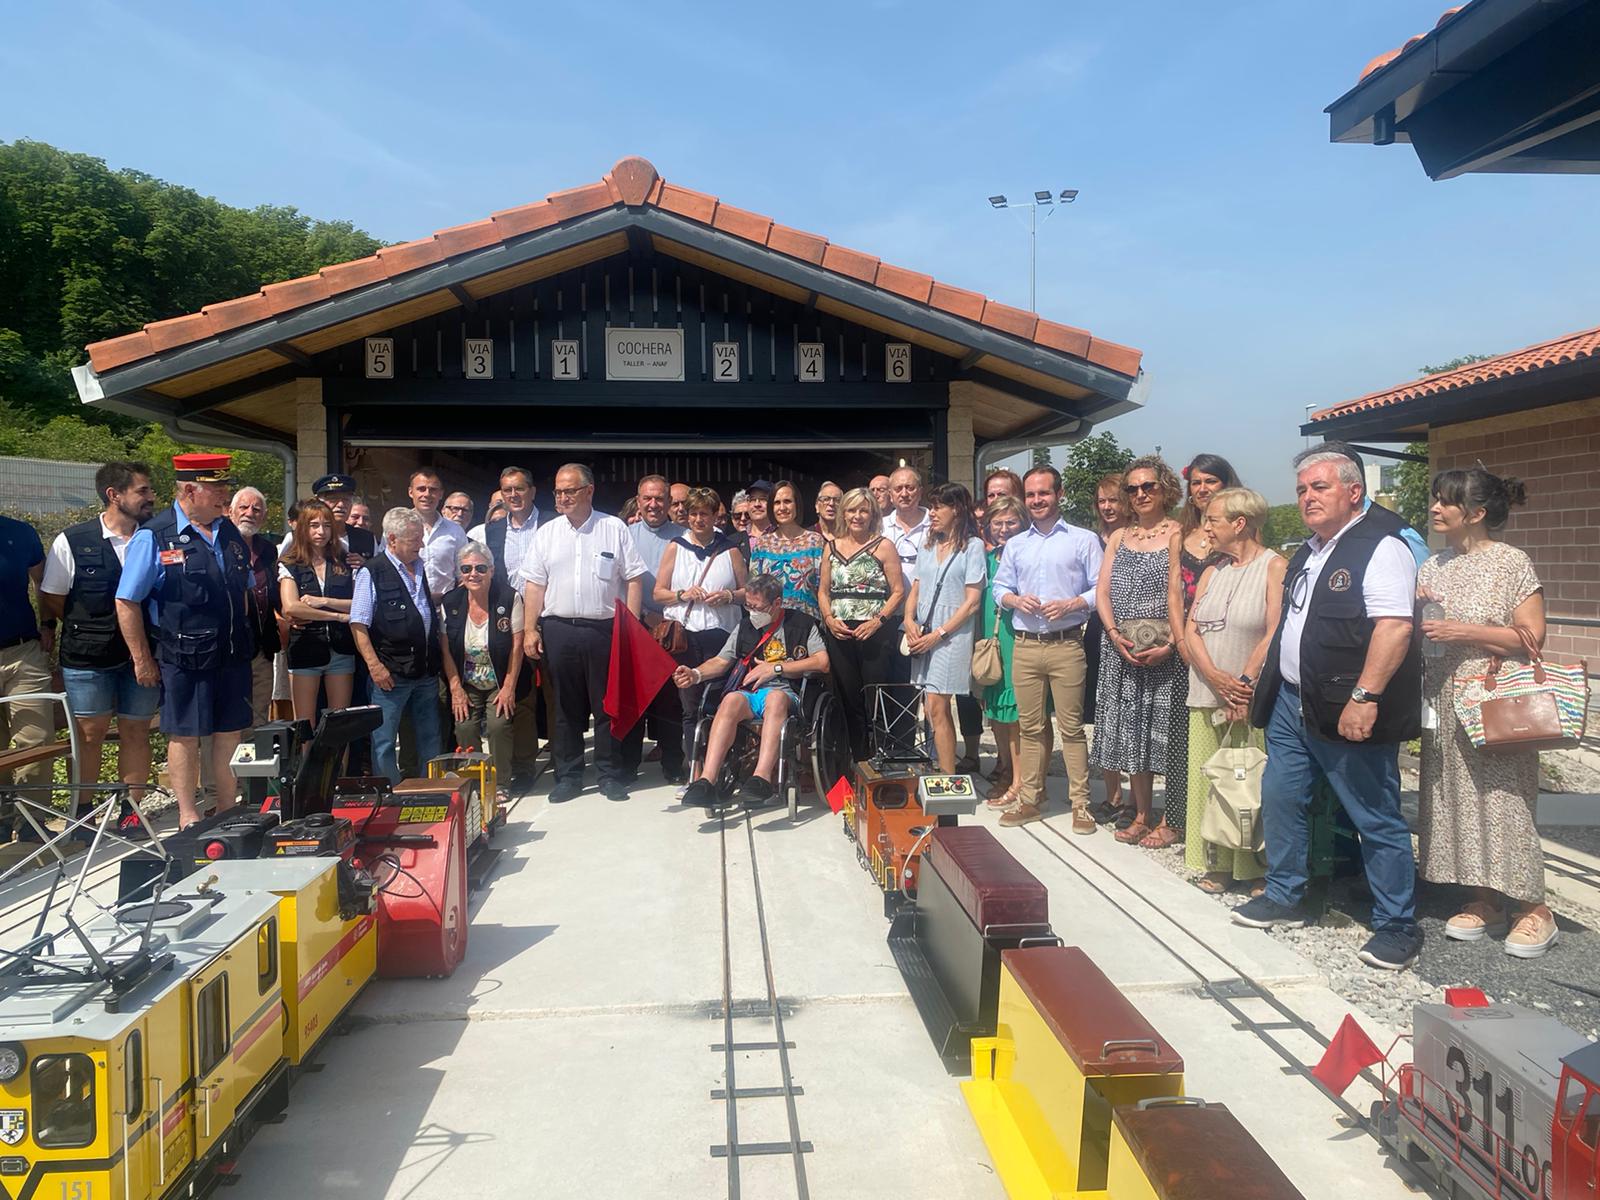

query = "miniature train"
[0,704,514,1199]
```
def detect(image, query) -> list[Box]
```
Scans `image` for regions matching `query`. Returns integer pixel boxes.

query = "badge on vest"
[496,617,511,633]
[1327,568,1353,592]
[179,533,191,544]
[159,549,185,565]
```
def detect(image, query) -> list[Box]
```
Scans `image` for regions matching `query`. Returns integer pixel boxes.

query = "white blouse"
[663,540,741,633]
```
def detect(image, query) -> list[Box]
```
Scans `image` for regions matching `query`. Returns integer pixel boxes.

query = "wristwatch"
[1350,686,1381,704]
[774,662,785,677]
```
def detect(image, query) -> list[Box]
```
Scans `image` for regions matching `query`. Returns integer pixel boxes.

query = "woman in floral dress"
[749,480,825,620]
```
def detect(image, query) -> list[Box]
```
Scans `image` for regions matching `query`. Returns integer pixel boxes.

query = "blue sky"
[4,1,1595,500]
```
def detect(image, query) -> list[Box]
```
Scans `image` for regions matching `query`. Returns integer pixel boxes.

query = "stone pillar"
[945,382,978,491]
[294,378,327,492]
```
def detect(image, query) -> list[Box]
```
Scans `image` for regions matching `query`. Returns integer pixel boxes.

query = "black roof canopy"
[1327,0,1600,179]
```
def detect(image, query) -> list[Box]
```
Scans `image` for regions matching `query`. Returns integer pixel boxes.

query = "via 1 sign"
[885,343,911,383]
[605,327,684,381]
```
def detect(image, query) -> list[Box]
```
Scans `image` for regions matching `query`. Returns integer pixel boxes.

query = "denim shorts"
[62,664,160,721]
[287,651,357,679]
[159,661,253,738]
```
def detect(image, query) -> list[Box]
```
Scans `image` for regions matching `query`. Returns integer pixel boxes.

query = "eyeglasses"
[459,564,491,575]
[1123,481,1160,496]
[1288,567,1311,613]
[552,487,589,499]
[731,512,750,524]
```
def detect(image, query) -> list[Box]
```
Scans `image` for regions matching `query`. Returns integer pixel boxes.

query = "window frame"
[30,1053,97,1149]
[196,975,231,1078]
[124,1031,143,1120]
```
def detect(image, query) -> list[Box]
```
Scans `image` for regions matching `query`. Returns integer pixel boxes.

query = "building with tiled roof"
[72,155,1144,509]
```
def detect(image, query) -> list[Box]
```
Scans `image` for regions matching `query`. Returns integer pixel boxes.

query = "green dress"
[981,548,1017,722]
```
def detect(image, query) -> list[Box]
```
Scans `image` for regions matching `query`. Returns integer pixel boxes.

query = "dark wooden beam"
[269,343,314,369]
[323,376,949,409]
[447,283,478,312]
[175,365,305,417]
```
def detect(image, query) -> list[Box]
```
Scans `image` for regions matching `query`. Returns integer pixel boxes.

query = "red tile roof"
[1309,323,1600,423]
[1356,5,1466,83]
[86,156,1141,380]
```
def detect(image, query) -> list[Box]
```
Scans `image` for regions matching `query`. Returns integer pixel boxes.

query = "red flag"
[824,775,854,814]
[1310,1013,1385,1096]
[1444,987,1490,1008]
[604,601,679,737]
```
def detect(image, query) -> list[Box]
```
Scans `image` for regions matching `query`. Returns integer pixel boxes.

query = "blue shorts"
[743,685,798,722]
[159,661,253,738]
[287,651,357,679]
[62,664,161,721]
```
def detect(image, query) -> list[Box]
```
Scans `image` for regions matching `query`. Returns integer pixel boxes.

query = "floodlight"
[1060,189,1079,202]
[988,195,1008,208]
[1034,190,1053,203]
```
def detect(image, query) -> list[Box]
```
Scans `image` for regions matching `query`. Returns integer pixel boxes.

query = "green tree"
[1263,502,1307,550]
[1382,354,1495,534]
[1060,430,1133,526]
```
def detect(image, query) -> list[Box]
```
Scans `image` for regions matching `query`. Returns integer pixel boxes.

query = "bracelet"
[691,668,702,684]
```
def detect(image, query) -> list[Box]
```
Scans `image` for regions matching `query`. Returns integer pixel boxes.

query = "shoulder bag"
[1199,721,1267,855]
[899,545,960,657]
[1452,625,1589,753]
[971,597,1005,687]
[654,551,718,658]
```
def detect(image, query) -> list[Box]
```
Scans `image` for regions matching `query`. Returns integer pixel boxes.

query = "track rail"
[713,807,811,1199]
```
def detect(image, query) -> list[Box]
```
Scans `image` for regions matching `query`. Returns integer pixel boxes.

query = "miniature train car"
[1373,999,1600,1200]
[850,762,975,916]
[1106,1097,1306,1199]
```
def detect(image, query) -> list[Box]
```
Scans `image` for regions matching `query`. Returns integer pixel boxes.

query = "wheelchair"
[687,674,853,820]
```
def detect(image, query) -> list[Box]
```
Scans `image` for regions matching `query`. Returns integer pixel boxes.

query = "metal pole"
[1029,205,1037,312]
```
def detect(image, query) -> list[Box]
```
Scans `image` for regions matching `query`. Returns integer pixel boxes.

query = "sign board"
[606,327,685,381]
[711,342,740,383]
[796,342,824,383]
[885,343,911,383]
[550,339,581,380]
[463,338,493,379]
[364,338,394,380]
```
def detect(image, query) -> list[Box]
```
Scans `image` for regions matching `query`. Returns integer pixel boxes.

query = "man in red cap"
[116,452,257,827]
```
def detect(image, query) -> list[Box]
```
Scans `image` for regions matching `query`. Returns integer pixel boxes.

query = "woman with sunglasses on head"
[1417,467,1554,957]
[278,500,356,725]
[1183,488,1284,893]
[439,541,526,806]
[1092,456,1187,847]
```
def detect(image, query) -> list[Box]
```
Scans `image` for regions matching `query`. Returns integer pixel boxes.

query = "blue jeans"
[371,674,443,784]
[1261,684,1416,932]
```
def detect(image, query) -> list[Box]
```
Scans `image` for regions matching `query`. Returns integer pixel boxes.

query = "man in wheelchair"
[673,573,830,808]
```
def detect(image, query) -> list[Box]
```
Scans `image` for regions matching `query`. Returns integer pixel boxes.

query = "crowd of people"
[0,440,1560,973]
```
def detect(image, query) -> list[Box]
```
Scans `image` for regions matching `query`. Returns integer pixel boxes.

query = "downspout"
[167,414,297,510]
[975,416,1086,483]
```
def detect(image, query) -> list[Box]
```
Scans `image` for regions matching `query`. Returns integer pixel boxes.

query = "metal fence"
[0,457,101,516]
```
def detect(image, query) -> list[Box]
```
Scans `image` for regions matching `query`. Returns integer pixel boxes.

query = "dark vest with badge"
[363,553,440,680]
[1251,514,1421,744]
[143,507,256,671]
[60,518,138,670]
[733,610,818,664]
[283,558,356,668]
[441,580,530,698]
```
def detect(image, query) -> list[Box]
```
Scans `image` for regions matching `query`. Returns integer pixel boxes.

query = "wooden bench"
[963,946,1184,1197]
[891,826,1051,1069]
[1108,1098,1305,1199]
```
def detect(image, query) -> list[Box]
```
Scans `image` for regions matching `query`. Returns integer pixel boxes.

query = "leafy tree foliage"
[1263,502,1307,550]
[1060,430,1133,526]
[0,139,379,525]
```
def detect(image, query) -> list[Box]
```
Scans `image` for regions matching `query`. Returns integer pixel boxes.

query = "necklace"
[1126,519,1173,547]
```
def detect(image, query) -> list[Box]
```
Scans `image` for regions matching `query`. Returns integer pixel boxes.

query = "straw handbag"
[1452,626,1589,753]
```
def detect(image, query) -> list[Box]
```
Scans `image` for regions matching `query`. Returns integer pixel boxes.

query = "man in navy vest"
[349,507,443,783]
[40,461,158,833]
[1233,446,1423,971]
[116,453,257,827]
[481,466,543,779]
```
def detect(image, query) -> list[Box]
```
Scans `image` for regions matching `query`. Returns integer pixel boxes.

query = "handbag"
[1452,625,1589,753]
[1199,722,1267,854]
[654,551,718,657]
[971,600,1004,687]
[900,547,960,657]
[1118,618,1172,653]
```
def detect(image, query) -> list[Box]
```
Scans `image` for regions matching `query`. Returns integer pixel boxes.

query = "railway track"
[713,806,811,1200]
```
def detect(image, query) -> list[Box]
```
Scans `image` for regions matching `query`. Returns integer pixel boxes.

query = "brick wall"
[1430,395,1600,663]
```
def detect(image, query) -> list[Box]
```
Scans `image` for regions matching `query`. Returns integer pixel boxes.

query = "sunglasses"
[1123,481,1160,496]
[459,564,491,575]
[732,512,750,523]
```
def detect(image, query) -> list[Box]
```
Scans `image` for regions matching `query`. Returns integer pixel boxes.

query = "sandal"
[1114,820,1151,844]
[1139,825,1179,850]
[986,788,1018,810]
[1195,873,1230,895]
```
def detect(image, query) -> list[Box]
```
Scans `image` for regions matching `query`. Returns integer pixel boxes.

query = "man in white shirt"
[880,466,930,577]
[523,463,647,803]
[480,466,543,778]
[621,475,688,783]
[408,468,468,599]
[991,466,1103,832]
[1233,448,1422,973]
[39,460,159,833]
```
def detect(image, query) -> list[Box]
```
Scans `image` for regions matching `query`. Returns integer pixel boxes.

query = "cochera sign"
[605,327,685,381]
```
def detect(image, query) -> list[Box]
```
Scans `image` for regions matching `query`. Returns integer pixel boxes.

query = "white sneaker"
[1444,900,1508,942]
[1504,910,1558,959]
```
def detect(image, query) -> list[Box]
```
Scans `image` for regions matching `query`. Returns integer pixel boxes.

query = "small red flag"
[824,776,853,814]
[1310,1013,1385,1096]
[603,601,679,737]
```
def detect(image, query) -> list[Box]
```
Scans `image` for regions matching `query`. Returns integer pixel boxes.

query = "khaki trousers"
[1012,633,1089,813]
[0,639,54,789]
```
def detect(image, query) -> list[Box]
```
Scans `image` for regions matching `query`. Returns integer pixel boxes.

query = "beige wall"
[1430,395,1600,663]
[292,378,327,486]
[945,383,976,491]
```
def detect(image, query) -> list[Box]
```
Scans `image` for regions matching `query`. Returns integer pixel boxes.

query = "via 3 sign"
[605,328,685,382]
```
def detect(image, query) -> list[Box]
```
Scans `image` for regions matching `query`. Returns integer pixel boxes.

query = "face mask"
[747,608,773,629]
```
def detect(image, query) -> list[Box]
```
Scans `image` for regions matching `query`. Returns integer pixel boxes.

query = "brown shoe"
[998,804,1044,828]
[1071,807,1096,835]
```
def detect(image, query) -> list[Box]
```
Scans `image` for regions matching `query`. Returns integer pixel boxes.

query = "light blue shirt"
[349,549,433,635]
[116,501,237,625]
[629,519,685,617]
[990,519,1104,634]
[1362,495,1430,566]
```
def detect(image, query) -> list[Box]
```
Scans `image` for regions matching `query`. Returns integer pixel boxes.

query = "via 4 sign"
[796,343,824,383]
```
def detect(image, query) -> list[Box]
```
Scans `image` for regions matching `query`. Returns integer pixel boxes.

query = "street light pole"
[989,189,1079,312]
